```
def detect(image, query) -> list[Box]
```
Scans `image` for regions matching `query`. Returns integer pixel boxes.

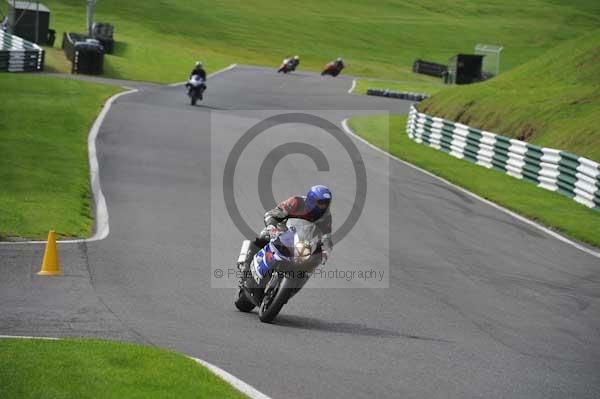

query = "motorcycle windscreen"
[272,219,323,260]
[286,218,323,252]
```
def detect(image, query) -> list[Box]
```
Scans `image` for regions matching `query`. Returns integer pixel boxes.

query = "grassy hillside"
[418,29,600,161]
[9,0,599,82]
[0,74,119,240]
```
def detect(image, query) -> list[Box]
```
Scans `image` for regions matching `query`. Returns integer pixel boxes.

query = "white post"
[86,0,96,36]
[9,0,16,33]
[496,55,499,75]
[497,47,503,75]
[35,1,39,43]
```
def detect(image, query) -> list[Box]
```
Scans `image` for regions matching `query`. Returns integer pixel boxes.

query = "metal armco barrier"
[0,30,44,72]
[406,106,600,211]
[367,89,428,102]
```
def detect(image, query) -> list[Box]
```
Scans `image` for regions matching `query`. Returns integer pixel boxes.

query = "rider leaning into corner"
[333,57,344,70]
[291,55,300,68]
[281,55,300,69]
[250,185,333,283]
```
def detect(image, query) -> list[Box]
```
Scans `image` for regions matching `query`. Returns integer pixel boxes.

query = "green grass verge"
[353,77,446,96]
[0,74,120,240]
[42,46,74,74]
[348,114,600,248]
[419,29,600,161]
[23,0,600,83]
[0,338,246,399]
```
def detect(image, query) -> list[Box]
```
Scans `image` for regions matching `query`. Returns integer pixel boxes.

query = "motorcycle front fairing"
[188,74,206,86]
[188,76,206,93]
[251,219,323,286]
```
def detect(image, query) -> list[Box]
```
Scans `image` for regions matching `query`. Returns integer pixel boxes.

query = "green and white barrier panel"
[406,106,600,211]
[0,30,44,72]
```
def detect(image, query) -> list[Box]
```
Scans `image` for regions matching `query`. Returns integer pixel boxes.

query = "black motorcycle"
[186,75,206,105]
[235,219,323,323]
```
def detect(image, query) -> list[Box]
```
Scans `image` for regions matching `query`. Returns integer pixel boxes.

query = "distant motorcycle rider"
[251,185,333,281]
[186,61,207,101]
[291,55,300,69]
[189,61,206,80]
[278,55,299,73]
[322,57,345,76]
[278,56,291,73]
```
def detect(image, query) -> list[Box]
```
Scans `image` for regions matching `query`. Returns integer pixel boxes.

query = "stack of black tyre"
[367,89,429,102]
[62,32,104,75]
[92,23,114,54]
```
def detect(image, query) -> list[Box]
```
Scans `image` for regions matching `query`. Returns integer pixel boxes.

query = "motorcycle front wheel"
[258,277,292,323]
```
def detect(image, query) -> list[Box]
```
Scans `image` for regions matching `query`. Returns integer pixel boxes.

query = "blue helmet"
[305,185,332,217]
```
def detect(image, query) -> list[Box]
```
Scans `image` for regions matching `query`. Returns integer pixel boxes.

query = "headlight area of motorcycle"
[293,241,312,262]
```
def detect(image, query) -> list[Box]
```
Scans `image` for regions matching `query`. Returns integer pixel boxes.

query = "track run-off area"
[1,66,599,399]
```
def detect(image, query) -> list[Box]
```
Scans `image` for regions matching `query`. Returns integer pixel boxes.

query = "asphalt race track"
[1,66,599,398]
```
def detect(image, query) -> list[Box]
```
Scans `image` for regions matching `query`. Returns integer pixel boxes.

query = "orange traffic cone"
[37,230,61,276]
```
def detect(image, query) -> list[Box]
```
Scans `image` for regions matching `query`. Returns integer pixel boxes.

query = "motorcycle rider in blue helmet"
[251,185,333,282]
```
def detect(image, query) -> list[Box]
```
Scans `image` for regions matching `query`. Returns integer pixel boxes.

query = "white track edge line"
[190,357,272,399]
[87,87,138,242]
[340,119,600,259]
[348,79,356,94]
[2,65,239,245]
[168,63,238,86]
[0,334,59,340]
[0,335,271,399]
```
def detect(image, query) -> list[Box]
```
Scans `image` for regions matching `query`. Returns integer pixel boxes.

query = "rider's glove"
[266,225,278,239]
[267,223,286,239]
